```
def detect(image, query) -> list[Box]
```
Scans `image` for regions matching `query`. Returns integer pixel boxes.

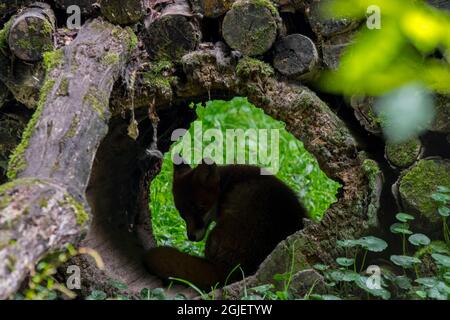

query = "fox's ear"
[194,160,219,187]
[173,154,191,176]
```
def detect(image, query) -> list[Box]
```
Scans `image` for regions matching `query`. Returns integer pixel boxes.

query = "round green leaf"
[394,275,412,290]
[395,213,415,222]
[437,186,450,193]
[357,236,388,252]
[336,257,355,267]
[342,270,360,282]
[415,277,438,288]
[390,223,413,235]
[431,253,450,267]
[313,264,329,271]
[408,233,431,246]
[87,290,107,300]
[336,239,360,248]
[438,206,450,217]
[415,290,427,299]
[390,255,421,268]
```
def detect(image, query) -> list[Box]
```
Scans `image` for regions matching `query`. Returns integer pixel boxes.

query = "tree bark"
[0,17,132,300]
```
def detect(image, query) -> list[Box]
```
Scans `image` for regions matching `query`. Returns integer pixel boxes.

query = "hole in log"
[78,95,341,297]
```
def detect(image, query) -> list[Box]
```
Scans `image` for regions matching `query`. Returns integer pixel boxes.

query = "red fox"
[144,158,307,289]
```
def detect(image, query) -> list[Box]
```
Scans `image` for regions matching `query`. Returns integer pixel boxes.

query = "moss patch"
[65,194,89,226]
[385,138,422,168]
[43,49,64,71]
[102,52,120,65]
[399,159,450,223]
[143,59,176,93]
[0,17,13,52]
[236,56,274,79]
[7,79,56,180]
[83,89,107,119]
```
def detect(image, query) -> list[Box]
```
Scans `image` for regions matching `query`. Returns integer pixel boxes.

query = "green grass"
[150,97,341,256]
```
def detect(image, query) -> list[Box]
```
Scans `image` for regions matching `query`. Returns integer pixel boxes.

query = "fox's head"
[172,157,220,242]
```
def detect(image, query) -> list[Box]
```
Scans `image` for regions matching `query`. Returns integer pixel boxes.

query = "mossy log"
[190,0,235,18]
[349,95,382,135]
[0,112,27,183]
[385,138,423,169]
[222,0,281,56]
[272,33,319,81]
[143,0,201,60]
[100,0,145,25]
[55,0,99,16]
[393,158,450,233]
[0,18,132,299]
[305,0,359,39]
[7,2,55,62]
[0,50,46,108]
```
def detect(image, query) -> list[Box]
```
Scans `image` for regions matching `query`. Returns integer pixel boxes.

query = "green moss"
[385,138,421,168]
[233,0,278,17]
[83,89,107,119]
[43,49,64,71]
[399,159,450,222]
[0,194,12,210]
[236,56,274,79]
[102,52,120,65]
[64,115,79,139]
[39,197,49,209]
[65,194,89,226]
[143,59,176,92]
[7,79,56,180]
[58,77,70,96]
[125,26,138,50]
[0,17,13,52]
[415,240,450,258]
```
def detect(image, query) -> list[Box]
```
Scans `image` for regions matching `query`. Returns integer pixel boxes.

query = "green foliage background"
[150,97,340,256]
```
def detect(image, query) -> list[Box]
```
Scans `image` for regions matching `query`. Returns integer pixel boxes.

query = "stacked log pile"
[0,0,448,299]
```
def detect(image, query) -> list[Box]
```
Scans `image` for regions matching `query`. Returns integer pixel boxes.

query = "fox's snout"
[187,228,207,242]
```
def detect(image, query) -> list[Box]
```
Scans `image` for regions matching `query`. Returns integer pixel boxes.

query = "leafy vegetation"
[150,97,341,256]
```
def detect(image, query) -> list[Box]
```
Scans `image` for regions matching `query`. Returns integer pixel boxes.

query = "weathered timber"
[143,0,201,60]
[385,138,423,169]
[273,33,319,80]
[222,0,280,56]
[190,0,235,18]
[0,18,132,300]
[100,0,145,25]
[8,2,55,62]
[54,0,99,16]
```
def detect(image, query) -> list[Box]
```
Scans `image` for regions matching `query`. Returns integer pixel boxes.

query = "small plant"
[431,186,450,245]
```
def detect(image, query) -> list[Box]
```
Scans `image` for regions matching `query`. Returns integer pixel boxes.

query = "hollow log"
[0,18,133,300]
[8,2,55,62]
[222,0,280,56]
[100,0,145,25]
[273,33,319,81]
[143,0,201,60]
[178,44,383,297]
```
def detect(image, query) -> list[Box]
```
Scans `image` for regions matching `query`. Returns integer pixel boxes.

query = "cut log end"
[222,0,280,56]
[143,2,201,60]
[8,3,56,62]
[273,34,319,80]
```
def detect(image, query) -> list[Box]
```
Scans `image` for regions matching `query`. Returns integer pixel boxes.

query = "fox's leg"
[144,246,231,290]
